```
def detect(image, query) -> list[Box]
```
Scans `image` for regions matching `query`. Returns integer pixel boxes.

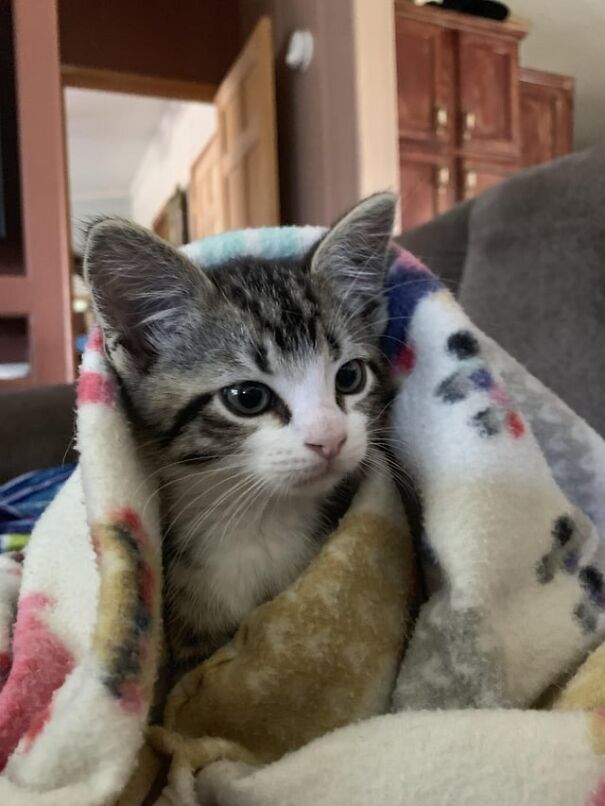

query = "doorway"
[61,17,279,364]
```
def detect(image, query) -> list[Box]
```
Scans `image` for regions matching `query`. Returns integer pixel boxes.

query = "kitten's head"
[84,193,396,499]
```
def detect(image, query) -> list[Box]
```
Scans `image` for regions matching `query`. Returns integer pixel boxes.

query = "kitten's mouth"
[292,465,337,488]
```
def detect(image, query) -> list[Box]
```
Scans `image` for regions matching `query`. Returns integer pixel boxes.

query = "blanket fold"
[1,228,605,805]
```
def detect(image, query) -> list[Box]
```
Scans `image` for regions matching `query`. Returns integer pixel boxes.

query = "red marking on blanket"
[118,681,145,714]
[395,344,416,374]
[490,384,509,407]
[112,508,156,606]
[114,508,151,549]
[78,371,116,407]
[22,703,52,751]
[506,411,525,439]
[391,244,429,272]
[141,564,155,610]
[589,777,605,806]
[0,593,74,770]
[86,327,104,352]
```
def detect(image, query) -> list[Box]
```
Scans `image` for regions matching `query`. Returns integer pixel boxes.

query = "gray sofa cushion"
[457,146,605,436]
[398,199,472,295]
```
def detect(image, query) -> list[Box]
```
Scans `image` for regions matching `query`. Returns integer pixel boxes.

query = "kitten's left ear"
[311,192,396,322]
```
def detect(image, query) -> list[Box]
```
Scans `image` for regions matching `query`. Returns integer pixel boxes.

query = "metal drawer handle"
[463,111,477,140]
[435,105,448,133]
[464,169,478,198]
[436,166,451,193]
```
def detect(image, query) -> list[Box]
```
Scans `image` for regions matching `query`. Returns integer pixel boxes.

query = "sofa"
[1,144,604,483]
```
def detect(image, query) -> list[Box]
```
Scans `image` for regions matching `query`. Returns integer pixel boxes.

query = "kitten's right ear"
[84,218,213,369]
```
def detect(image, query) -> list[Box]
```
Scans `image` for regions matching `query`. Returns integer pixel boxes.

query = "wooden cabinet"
[188,18,279,239]
[459,158,517,200]
[395,2,574,231]
[400,149,456,229]
[395,18,455,147]
[189,136,224,240]
[458,32,520,158]
[520,68,574,168]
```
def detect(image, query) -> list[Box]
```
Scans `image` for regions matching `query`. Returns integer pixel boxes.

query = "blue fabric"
[0,464,76,540]
[381,256,443,362]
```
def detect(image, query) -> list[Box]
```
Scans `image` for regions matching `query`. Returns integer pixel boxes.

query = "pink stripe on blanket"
[78,370,116,407]
[0,593,74,770]
[589,777,605,806]
[86,327,104,353]
[390,243,430,272]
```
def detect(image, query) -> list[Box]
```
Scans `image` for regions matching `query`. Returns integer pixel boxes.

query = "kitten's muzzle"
[305,435,347,460]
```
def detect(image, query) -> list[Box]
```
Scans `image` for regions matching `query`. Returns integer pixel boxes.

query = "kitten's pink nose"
[305,434,347,460]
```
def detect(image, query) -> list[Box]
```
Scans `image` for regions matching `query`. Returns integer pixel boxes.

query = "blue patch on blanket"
[0,465,76,545]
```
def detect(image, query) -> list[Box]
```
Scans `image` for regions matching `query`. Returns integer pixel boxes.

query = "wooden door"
[400,150,456,231]
[395,16,455,148]
[214,17,279,230]
[459,158,518,201]
[458,32,520,159]
[189,136,224,240]
[520,68,574,169]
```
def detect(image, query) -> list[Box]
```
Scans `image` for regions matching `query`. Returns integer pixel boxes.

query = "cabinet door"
[520,77,574,168]
[395,16,455,147]
[214,17,279,229]
[400,151,456,231]
[458,33,520,159]
[459,159,518,201]
[189,135,224,240]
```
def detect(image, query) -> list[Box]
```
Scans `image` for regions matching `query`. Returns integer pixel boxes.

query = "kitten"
[84,192,396,674]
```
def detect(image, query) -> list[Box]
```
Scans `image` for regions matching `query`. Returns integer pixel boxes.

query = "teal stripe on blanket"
[181,226,326,268]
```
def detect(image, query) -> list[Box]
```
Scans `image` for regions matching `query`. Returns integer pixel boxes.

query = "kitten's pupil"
[222,381,273,417]
[335,359,367,395]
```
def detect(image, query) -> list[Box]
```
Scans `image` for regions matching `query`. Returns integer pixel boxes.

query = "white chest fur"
[164,471,322,638]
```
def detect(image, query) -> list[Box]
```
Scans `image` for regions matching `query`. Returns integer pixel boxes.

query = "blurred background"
[0,0,603,389]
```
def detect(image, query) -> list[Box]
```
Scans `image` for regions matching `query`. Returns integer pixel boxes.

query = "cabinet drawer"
[400,150,456,230]
[459,159,519,200]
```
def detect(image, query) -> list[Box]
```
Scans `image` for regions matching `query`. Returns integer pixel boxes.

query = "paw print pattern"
[575,567,605,633]
[447,331,480,360]
[536,515,582,583]
[536,514,603,634]
[435,329,525,440]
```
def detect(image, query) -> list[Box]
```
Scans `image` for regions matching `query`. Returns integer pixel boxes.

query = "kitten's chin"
[283,463,354,499]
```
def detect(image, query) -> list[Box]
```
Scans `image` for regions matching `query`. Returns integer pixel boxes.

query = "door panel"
[458,33,520,158]
[395,17,455,147]
[520,79,573,168]
[214,17,279,231]
[400,150,456,230]
[189,135,224,240]
[459,159,518,201]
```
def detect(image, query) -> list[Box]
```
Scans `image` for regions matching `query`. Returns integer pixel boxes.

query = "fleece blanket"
[2,228,605,805]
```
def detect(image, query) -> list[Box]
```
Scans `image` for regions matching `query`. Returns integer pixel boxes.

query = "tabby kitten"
[84,192,396,672]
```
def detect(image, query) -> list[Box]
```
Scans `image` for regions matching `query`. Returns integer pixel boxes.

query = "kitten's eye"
[221,382,274,417]
[335,359,367,395]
